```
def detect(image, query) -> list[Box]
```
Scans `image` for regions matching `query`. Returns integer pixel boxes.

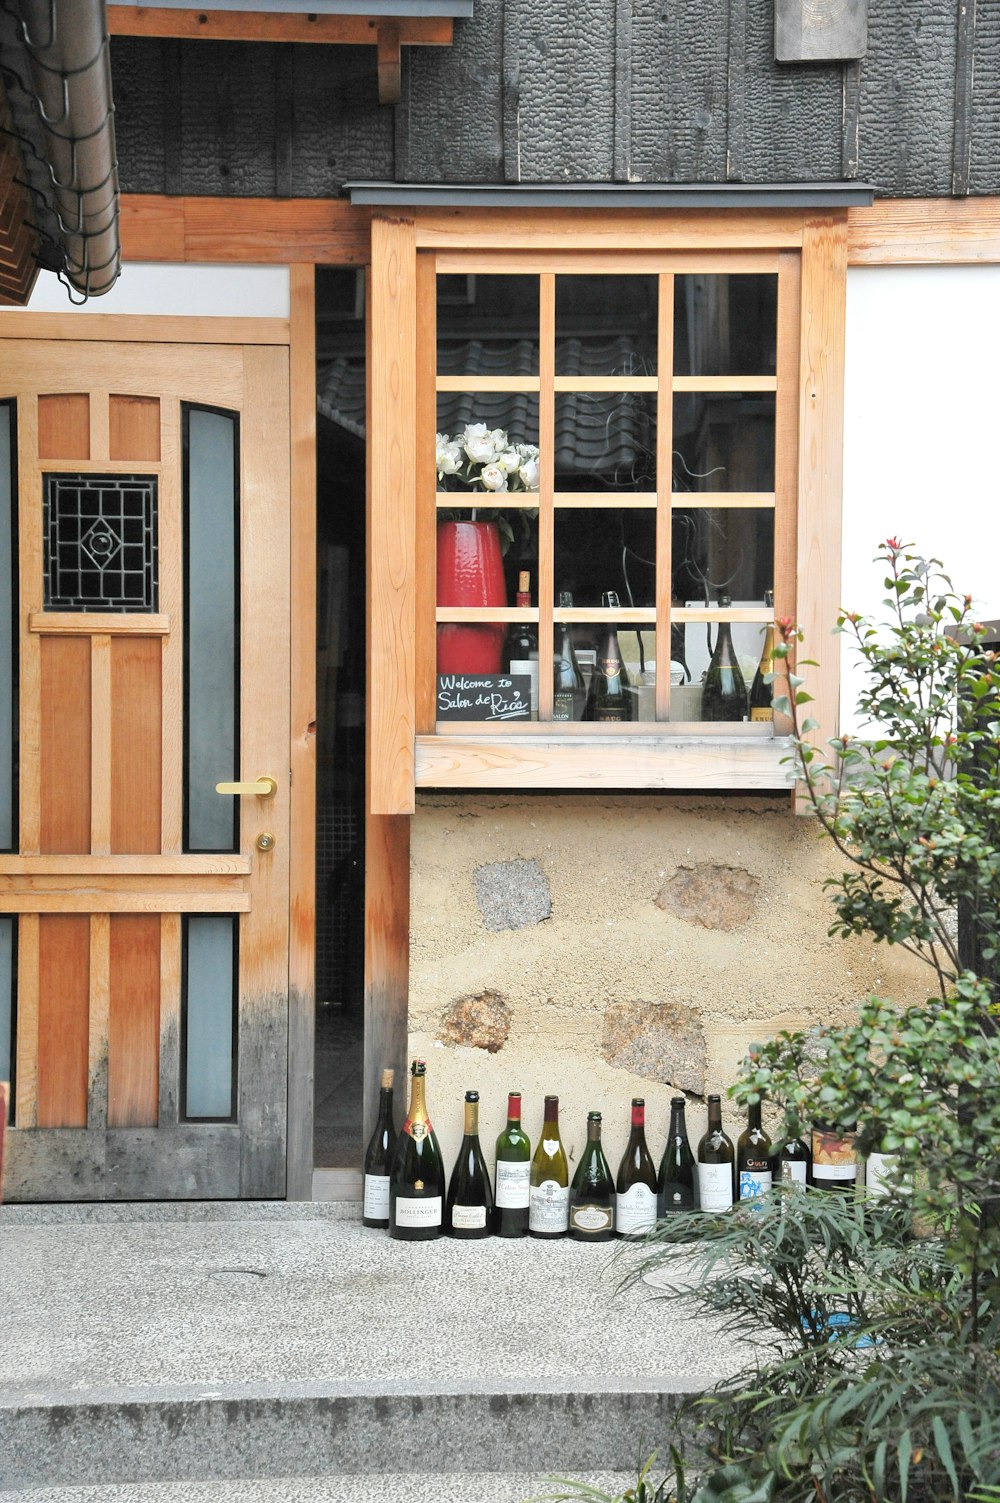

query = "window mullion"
[655,271,674,722]
[537,272,555,722]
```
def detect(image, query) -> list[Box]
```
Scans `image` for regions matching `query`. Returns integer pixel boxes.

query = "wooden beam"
[107,7,453,46]
[377,22,402,105]
[363,813,409,1150]
[846,197,1000,264]
[120,196,373,265]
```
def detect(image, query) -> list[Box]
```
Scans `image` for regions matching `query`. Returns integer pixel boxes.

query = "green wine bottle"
[615,1097,658,1237]
[584,592,632,722]
[696,1094,735,1211]
[657,1095,696,1214]
[529,1095,569,1238]
[389,1058,445,1240]
[701,593,747,722]
[446,1089,493,1238]
[553,592,586,722]
[737,1100,773,1202]
[773,1114,811,1188]
[362,1066,397,1228]
[492,1090,531,1237]
[569,1111,615,1241]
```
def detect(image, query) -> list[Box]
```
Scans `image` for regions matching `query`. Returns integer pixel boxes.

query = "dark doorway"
[314,268,366,1170]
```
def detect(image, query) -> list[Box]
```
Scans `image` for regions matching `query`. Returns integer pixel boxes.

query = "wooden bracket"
[377,22,402,106]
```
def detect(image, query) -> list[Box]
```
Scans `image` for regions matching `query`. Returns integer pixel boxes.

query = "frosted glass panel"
[0,918,13,1100]
[184,408,238,851]
[183,915,236,1119]
[0,404,14,850]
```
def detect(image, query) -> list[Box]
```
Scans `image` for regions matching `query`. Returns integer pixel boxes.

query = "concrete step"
[1,1473,637,1503]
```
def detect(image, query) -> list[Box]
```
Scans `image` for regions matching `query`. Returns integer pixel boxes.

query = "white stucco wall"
[19,263,290,318]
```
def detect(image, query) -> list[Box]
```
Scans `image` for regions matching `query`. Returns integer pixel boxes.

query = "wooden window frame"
[368,208,849,813]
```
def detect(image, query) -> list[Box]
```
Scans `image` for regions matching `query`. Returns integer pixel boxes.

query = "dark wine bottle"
[737,1099,773,1202]
[388,1058,445,1240]
[506,570,538,663]
[553,591,586,722]
[658,1095,696,1215]
[749,589,776,722]
[773,1118,811,1189]
[569,1111,615,1241]
[446,1089,493,1238]
[529,1095,569,1239]
[615,1097,658,1237]
[811,1122,858,1194]
[584,592,632,723]
[696,1094,735,1211]
[362,1066,397,1228]
[493,1090,531,1237]
[701,593,747,722]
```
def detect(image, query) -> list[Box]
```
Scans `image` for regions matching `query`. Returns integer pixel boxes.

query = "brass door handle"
[215,776,278,799]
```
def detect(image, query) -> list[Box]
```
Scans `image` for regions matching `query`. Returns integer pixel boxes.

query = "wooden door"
[0,338,291,1199]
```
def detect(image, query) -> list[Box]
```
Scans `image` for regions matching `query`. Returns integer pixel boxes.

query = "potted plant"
[435,423,539,675]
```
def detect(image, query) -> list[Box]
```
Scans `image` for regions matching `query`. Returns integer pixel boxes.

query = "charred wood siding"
[112,0,1000,199]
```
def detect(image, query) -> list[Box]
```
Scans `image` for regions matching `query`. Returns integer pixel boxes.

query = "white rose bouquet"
[436,423,540,494]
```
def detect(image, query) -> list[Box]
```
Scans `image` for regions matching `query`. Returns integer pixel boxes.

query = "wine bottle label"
[615,1183,657,1234]
[750,707,773,722]
[866,1152,904,1196]
[529,1180,569,1233]
[570,1204,614,1233]
[738,1167,773,1201]
[780,1160,809,1187]
[451,1203,487,1230]
[552,692,575,722]
[697,1163,734,1211]
[495,1160,531,1208]
[812,1129,857,1180]
[598,657,622,676]
[363,1173,390,1220]
[394,1195,442,1228]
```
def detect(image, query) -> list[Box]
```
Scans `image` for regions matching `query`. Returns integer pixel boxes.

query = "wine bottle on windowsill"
[506,569,538,717]
[584,592,632,723]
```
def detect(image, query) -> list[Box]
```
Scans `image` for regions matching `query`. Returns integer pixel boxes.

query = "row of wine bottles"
[363,1063,897,1242]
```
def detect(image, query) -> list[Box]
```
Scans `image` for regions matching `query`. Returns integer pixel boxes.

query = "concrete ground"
[0,1202,742,1495]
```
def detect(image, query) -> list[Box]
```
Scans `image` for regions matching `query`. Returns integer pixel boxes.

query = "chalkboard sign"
[437,674,532,723]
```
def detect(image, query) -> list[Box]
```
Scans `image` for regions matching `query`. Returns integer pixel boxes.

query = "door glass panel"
[0,402,15,850]
[43,473,158,610]
[184,407,239,853]
[183,914,236,1120]
[0,917,14,1113]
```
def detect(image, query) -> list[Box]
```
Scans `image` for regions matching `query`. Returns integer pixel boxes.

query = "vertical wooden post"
[363,812,410,1152]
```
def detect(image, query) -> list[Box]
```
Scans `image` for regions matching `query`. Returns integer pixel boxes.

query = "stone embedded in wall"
[602,1001,707,1094]
[473,857,552,932]
[655,864,759,931]
[439,990,512,1054]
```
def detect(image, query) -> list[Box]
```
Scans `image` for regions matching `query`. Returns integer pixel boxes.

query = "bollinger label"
[529,1180,569,1233]
[495,1160,531,1209]
[394,1195,442,1228]
[697,1162,734,1211]
[363,1173,390,1220]
[615,1183,657,1234]
[451,1203,487,1230]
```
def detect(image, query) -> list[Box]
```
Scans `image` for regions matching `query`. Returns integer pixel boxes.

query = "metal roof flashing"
[345,181,875,209]
[130,1,474,13]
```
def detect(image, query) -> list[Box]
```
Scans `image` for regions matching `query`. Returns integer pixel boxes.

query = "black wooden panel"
[399,0,504,182]
[741,0,843,182]
[854,0,957,196]
[111,38,167,195]
[503,0,616,181]
[178,41,278,196]
[289,44,393,193]
[629,0,729,182]
[970,0,1000,196]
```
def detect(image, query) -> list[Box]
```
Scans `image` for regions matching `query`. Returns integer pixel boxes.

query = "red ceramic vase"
[436,520,508,674]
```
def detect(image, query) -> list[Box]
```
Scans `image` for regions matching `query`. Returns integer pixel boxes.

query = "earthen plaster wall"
[409,792,930,1177]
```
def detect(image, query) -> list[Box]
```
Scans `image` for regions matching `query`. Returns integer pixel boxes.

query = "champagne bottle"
[737,1099,773,1202]
[615,1097,658,1237]
[389,1059,445,1240]
[493,1090,531,1237]
[773,1116,811,1188]
[446,1089,493,1238]
[697,1094,735,1211]
[529,1094,569,1238]
[584,591,632,722]
[811,1121,858,1193]
[553,591,587,722]
[701,594,747,722]
[749,590,776,722]
[570,1111,615,1240]
[658,1095,696,1214]
[362,1067,397,1228]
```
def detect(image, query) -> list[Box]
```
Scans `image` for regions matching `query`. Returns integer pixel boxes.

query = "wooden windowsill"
[414,732,796,790]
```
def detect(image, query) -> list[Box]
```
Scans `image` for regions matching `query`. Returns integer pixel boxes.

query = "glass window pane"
[556,276,658,376]
[0,404,15,851]
[183,915,236,1120]
[554,508,655,610]
[672,393,775,493]
[670,610,773,725]
[674,274,778,376]
[555,618,655,724]
[184,407,238,853]
[671,507,774,606]
[0,916,14,1106]
[555,392,656,493]
[437,274,539,376]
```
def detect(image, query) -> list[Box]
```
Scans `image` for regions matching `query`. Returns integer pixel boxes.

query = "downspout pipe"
[7,0,120,297]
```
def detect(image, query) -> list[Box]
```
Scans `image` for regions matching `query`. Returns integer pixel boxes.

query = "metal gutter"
[2,0,120,297]
[346,181,876,209]
[132,0,475,15]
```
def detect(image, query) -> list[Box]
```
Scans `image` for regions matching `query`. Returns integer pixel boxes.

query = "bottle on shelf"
[388,1058,446,1241]
[749,589,776,723]
[569,1111,616,1241]
[696,1094,736,1211]
[362,1066,397,1229]
[506,569,539,717]
[493,1090,531,1237]
[529,1094,570,1239]
[615,1097,658,1237]
[553,591,587,722]
[701,593,747,722]
[584,591,632,722]
[658,1095,696,1215]
[446,1089,493,1238]
[773,1117,812,1189]
[811,1121,859,1193]
[737,1099,773,1202]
